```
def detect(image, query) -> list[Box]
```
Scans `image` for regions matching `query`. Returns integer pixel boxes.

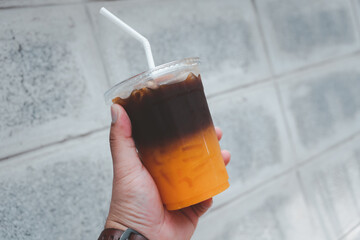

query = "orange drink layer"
[139,126,229,210]
[108,58,229,210]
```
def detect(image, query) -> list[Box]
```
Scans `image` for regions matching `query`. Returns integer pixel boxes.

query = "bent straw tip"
[99,7,156,70]
[99,7,108,15]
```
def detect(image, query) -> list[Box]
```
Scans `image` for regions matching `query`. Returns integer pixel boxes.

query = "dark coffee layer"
[113,73,213,147]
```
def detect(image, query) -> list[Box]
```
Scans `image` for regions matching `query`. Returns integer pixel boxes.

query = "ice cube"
[112,97,126,106]
[146,80,159,89]
[185,72,198,82]
[131,89,144,102]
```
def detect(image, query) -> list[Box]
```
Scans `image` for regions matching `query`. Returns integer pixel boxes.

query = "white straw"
[99,7,155,69]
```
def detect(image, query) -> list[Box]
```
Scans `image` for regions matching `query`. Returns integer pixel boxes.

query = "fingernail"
[111,104,118,123]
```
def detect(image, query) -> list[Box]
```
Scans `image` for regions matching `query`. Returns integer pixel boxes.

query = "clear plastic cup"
[105,57,229,210]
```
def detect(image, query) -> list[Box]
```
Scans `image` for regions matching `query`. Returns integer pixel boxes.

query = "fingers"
[215,127,222,141]
[109,104,143,179]
[221,150,231,166]
[191,198,213,218]
[215,127,230,166]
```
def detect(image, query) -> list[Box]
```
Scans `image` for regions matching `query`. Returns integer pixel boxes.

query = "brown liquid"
[113,73,229,210]
[113,73,213,147]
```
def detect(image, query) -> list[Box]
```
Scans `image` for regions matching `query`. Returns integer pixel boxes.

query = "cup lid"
[104,57,200,104]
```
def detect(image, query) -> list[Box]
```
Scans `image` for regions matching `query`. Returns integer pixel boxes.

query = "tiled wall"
[0,0,359,239]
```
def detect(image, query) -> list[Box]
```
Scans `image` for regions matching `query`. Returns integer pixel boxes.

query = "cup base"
[165,180,230,211]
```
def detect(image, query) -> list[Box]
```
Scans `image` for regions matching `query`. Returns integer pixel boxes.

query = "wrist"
[105,219,127,231]
[98,228,148,240]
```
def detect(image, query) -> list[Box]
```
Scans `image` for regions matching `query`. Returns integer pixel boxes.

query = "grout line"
[84,3,113,89]
[207,50,360,100]
[0,127,108,162]
[273,77,298,161]
[296,170,332,240]
[272,50,360,80]
[0,1,81,10]
[207,77,272,99]
[211,130,360,212]
[251,0,275,76]
[294,130,360,169]
[350,0,360,42]
[339,221,360,240]
[211,164,296,212]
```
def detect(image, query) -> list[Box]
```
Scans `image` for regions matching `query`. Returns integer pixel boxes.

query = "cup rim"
[104,57,200,104]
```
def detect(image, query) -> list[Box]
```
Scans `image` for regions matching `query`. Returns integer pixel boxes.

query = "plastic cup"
[104,57,229,210]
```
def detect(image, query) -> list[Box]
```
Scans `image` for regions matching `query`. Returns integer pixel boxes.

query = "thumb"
[109,104,142,179]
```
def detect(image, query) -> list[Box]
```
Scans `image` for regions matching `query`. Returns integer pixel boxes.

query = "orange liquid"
[139,125,229,210]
